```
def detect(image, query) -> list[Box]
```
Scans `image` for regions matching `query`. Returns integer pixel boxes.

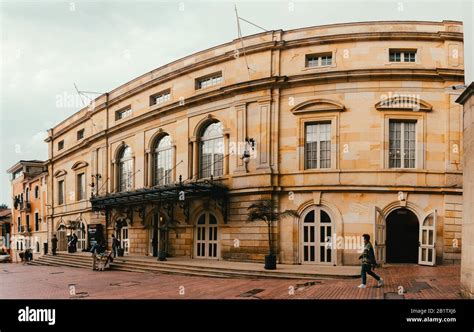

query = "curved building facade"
[44,20,465,266]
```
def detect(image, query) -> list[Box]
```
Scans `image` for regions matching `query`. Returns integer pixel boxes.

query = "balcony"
[19,202,31,213]
[20,225,32,235]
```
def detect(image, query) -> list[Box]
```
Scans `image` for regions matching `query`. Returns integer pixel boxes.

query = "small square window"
[150,90,171,106]
[58,140,64,151]
[115,107,132,121]
[196,72,223,90]
[389,49,416,63]
[77,129,84,140]
[389,51,402,62]
[306,56,319,67]
[305,53,332,68]
[404,51,416,62]
[321,55,332,66]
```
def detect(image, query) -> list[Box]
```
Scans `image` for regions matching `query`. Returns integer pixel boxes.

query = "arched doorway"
[195,212,219,259]
[74,222,86,252]
[300,206,335,265]
[57,224,67,251]
[386,208,419,263]
[116,219,129,255]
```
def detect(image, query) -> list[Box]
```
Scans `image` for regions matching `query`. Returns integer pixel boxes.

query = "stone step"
[110,265,231,279]
[34,256,91,266]
[110,259,331,279]
[34,253,358,280]
[32,256,233,278]
[38,256,248,278]
[29,259,91,270]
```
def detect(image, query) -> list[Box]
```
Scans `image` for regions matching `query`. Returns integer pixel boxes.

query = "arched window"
[117,145,133,192]
[34,186,39,199]
[200,122,224,179]
[153,135,173,186]
[25,188,30,202]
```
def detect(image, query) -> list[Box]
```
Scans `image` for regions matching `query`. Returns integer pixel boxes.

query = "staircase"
[28,253,359,280]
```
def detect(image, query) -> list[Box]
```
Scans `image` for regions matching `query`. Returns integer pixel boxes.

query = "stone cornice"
[49,67,464,162]
[96,31,463,113]
[48,29,463,139]
[281,31,463,49]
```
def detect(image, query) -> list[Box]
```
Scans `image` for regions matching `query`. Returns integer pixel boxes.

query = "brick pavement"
[0,263,463,299]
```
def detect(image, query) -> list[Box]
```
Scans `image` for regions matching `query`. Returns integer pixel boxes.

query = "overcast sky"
[0,0,472,205]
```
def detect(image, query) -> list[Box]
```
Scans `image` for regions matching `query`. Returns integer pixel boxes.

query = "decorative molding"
[257,96,272,104]
[192,114,226,138]
[148,128,169,151]
[71,161,89,171]
[313,191,322,205]
[375,96,433,112]
[291,98,345,114]
[53,169,67,178]
[47,66,464,162]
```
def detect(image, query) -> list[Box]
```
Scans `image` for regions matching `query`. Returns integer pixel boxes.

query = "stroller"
[93,250,113,271]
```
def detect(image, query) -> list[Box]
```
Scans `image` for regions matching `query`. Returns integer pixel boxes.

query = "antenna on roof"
[234,4,268,76]
[73,83,103,107]
[73,83,104,129]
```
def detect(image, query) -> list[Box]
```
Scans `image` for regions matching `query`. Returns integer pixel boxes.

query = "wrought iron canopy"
[90,180,229,223]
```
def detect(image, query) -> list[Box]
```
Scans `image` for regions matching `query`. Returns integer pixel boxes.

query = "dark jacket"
[112,238,120,248]
[51,237,58,248]
[90,243,105,255]
[360,242,377,266]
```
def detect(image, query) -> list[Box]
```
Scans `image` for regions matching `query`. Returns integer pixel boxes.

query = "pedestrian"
[90,240,105,271]
[358,234,383,289]
[51,234,58,256]
[111,234,120,258]
[72,234,78,253]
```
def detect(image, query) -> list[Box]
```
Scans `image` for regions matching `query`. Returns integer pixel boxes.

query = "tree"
[247,198,298,269]
[0,203,8,209]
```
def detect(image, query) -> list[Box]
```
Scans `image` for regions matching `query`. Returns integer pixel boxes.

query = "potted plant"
[247,198,298,270]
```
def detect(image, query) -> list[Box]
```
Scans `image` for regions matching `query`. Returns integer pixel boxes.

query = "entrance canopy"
[90,179,229,224]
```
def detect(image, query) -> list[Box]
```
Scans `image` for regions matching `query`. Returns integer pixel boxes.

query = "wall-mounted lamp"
[241,137,256,172]
[90,173,102,197]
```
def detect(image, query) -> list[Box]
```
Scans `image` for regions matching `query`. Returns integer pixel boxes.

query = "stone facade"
[7,161,49,261]
[456,82,474,298]
[41,20,464,266]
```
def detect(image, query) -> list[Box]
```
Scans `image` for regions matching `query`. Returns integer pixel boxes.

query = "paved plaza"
[0,263,463,300]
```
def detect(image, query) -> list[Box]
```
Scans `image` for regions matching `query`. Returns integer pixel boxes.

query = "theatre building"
[44,20,464,266]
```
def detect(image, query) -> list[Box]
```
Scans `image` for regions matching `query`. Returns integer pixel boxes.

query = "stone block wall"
[443,195,463,264]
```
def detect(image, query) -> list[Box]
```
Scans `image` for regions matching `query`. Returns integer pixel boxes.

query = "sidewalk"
[0,263,462,299]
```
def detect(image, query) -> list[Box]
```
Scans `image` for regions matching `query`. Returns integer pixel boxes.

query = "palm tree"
[247,198,299,269]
